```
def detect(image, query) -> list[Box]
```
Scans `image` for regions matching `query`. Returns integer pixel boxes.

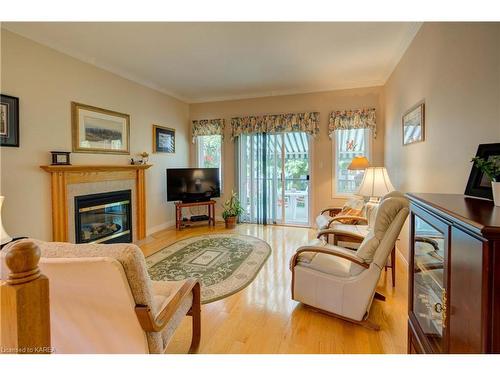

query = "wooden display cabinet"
[407,193,500,354]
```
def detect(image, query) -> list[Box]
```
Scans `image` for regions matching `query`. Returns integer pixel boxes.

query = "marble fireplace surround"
[40,165,152,243]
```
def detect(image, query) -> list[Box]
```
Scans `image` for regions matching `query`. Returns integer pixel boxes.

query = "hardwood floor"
[137,223,408,354]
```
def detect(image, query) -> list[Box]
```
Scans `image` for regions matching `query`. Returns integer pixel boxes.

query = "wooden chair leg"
[391,247,396,288]
[188,283,201,354]
[374,291,386,301]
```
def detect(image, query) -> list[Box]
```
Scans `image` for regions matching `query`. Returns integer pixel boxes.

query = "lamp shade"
[356,167,395,199]
[193,170,204,179]
[348,156,370,170]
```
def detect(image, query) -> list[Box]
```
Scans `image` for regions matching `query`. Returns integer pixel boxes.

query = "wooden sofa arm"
[135,278,200,332]
[317,229,365,242]
[291,245,369,270]
[320,207,342,216]
[326,215,368,228]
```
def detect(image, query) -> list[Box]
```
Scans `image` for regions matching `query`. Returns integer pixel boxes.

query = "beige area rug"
[146,234,271,304]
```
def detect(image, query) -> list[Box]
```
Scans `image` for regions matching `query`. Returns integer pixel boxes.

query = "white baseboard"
[146,215,225,237]
[146,220,176,236]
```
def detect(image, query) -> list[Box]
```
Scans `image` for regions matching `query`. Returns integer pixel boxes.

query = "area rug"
[146,234,272,304]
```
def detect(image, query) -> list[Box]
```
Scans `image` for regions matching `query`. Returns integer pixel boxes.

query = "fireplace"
[75,190,132,244]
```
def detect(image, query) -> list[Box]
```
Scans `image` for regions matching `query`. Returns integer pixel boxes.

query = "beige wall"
[384,22,500,259]
[0,30,190,241]
[189,87,385,220]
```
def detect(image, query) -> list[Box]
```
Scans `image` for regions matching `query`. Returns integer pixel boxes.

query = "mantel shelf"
[40,164,152,173]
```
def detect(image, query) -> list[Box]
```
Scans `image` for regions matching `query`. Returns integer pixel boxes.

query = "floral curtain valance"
[191,119,225,143]
[328,108,376,138]
[230,112,320,139]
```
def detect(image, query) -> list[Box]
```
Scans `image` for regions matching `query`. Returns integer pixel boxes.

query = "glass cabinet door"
[412,214,447,353]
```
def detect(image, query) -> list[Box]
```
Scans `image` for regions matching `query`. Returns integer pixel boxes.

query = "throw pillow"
[335,198,365,224]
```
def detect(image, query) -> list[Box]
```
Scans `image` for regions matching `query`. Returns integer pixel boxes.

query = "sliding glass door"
[238,132,310,226]
[282,133,310,225]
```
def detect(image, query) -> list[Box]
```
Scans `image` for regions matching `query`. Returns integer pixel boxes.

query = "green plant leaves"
[472,156,500,182]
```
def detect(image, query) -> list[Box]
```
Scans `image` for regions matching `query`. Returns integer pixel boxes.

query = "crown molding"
[188,80,386,104]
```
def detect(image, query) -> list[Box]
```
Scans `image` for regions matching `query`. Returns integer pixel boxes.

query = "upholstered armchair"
[32,239,201,354]
[290,193,409,329]
[315,192,404,287]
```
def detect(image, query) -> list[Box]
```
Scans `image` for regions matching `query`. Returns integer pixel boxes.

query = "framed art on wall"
[153,125,175,153]
[71,102,130,154]
[465,143,500,200]
[402,101,425,145]
[0,94,20,147]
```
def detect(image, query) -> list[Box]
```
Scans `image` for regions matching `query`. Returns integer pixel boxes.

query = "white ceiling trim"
[188,79,386,104]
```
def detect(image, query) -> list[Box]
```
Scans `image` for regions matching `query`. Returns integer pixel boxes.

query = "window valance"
[230,112,320,140]
[191,119,225,143]
[328,108,376,138]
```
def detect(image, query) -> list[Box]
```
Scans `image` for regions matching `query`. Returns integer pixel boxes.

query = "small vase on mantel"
[492,181,500,207]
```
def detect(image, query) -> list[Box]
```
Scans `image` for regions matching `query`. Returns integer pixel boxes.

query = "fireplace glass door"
[75,190,132,244]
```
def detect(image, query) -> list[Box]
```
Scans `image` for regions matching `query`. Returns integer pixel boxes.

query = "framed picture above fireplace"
[72,102,130,154]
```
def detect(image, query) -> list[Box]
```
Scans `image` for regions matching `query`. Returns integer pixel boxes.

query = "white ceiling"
[2,22,421,103]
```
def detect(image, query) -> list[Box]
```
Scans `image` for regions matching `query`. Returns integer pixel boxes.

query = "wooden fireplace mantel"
[40,164,152,242]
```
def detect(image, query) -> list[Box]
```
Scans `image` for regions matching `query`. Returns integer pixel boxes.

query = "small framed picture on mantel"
[51,151,71,165]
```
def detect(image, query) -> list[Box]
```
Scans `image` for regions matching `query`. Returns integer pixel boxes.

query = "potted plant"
[472,156,500,206]
[222,191,244,229]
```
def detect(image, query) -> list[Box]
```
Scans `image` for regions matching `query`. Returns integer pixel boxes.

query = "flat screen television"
[166,168,221,203]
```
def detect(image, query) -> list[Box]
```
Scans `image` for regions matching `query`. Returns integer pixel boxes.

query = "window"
[333,128,371,195]
[196,135,222,183]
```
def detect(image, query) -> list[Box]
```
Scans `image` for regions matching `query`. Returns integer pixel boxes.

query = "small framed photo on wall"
[153,125,175,153]
[0,94,20,147]
[402,101,425,146]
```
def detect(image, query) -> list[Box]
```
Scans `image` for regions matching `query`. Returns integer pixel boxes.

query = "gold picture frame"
[71,102,130,154]
[153,124,175,153]
[402,101,425,146]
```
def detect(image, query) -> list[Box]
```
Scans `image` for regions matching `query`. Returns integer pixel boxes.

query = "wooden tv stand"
[174,200,216,230]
